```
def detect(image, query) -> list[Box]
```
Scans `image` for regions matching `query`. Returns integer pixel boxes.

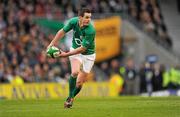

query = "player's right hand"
[47,44,53,50]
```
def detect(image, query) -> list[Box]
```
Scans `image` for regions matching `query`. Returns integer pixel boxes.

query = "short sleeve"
[63,19,73,33]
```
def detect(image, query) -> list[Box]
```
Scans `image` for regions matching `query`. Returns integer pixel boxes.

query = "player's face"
[81,13,91,26]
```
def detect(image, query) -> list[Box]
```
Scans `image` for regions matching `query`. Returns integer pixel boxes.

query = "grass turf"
[0,96,180,117]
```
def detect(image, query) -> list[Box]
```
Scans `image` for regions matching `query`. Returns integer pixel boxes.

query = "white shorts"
[69,47,96,73]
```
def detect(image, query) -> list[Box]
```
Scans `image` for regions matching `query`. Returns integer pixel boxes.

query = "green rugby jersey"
[63,17,96,55]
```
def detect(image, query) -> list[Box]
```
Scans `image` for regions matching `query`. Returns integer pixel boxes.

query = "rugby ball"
[46,46,60,58]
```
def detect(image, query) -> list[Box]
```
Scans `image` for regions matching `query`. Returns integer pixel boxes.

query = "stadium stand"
[0,0,180,95]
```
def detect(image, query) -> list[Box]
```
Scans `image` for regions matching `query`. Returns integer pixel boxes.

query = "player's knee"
[71,71,79,77]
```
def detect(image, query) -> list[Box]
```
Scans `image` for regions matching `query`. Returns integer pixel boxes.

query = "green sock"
[72,86,82,98]
[69,76,77,98]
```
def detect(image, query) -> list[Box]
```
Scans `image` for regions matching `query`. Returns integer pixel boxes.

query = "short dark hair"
[78,8,91,17]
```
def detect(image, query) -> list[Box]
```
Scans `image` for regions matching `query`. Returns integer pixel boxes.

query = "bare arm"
[59,46,86,57]
[47,29,65,48]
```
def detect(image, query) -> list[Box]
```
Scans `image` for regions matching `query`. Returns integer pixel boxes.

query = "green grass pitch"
[0,96,180,117]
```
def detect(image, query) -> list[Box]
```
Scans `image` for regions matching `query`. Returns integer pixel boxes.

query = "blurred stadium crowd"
[0,0,179,95]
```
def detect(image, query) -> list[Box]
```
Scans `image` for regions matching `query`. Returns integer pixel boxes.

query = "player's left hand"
[58,50,69,58]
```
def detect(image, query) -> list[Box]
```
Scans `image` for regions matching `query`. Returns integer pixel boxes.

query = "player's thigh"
[82,54,96,73]
[69,55,82,76]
